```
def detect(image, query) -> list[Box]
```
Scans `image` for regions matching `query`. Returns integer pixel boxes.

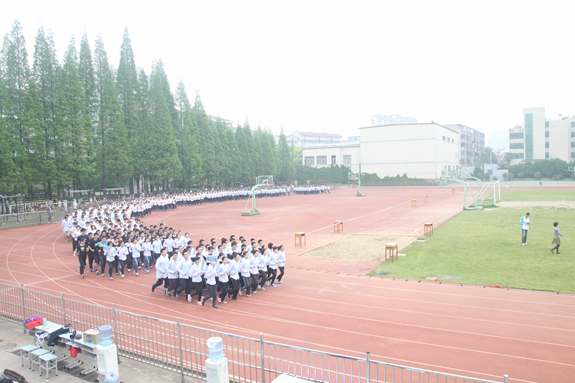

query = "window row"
[509,133,524,140]
[510,143,524,150]
[304,155,351,166]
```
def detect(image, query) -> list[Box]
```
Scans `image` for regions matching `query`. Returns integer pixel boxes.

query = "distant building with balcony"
[444,124,485,166]
[287,131,342,147]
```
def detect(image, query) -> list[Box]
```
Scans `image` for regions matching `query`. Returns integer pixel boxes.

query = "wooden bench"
[385,243,398,261]
[411,199,416,207]
[424,222,434,236]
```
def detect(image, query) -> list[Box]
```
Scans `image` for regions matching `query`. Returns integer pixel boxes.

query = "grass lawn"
[370,206,575,293]
[500,189,575,201]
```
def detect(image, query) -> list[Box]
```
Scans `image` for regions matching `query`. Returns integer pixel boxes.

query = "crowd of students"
[62,191,291,310]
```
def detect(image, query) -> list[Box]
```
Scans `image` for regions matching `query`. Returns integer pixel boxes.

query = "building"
[508,107,575,165]
[347,136,360,142]
[444,124,486,166]
[371,114,417,126]
[288,131,342,147]
[207,115,234,128]
[302,123,460,179]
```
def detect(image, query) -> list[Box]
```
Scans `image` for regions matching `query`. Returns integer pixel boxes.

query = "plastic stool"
[30,348,50,371]
[20,344,39,368]
[39,352,58,381]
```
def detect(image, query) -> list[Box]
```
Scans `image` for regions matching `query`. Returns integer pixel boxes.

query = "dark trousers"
[175,278,192,296]
[268,268,277,285]
[167,278,179,292]
[229,279,240,299]
[190,281,203,301]
[242,276,252,295]
[78,253,86,275]
[250,274,259,291]
[258,270,267,287]
[277,266,285,282]
[118,260,125,275]
[218,281,229,301]
[522,229,529,244]
[107,261,115,277]
[203,284,217,307]
[87,251,95,270]
[152,277,168,290]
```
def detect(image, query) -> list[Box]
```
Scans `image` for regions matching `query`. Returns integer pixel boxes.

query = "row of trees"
[0,21,295,198]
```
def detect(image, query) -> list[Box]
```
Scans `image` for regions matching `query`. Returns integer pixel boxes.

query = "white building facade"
[302,123,460,180]
[509,107,575,165]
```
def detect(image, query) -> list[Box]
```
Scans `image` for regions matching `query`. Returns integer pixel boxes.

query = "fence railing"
[0,209,70,230]
[0,283,508,383]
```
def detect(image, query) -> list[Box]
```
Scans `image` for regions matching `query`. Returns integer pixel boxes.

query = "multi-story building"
[444,124,486,166]
[508,107,575,165]
[302,123,460,179]
[370,114,418,126]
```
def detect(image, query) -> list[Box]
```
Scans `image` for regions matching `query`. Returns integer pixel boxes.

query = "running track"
[1,187,574,383]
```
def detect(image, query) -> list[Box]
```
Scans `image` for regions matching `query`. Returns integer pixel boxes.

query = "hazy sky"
[2,1,574,150]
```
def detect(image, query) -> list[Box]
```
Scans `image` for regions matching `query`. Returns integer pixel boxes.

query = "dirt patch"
[497,200,575,209]
[299,234,417,261]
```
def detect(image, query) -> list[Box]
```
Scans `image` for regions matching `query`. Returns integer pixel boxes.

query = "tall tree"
[116,28,139,193]
[193,91,215,185]
[133,69,154,193]
[78,32,96,120]
[174,80,202,188]
[0,20,33,194]
[277,128,293,181]
[148,61,182,189]
[58,36,95,193]
[94,35,130,189]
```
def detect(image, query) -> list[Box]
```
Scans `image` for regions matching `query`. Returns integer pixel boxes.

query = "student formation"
[60,187,327,310]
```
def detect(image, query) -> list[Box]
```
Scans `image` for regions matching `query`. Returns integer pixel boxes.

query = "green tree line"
[0,21,295,198]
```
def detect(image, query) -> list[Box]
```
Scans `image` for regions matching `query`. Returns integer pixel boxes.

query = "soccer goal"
[242,175,274,216]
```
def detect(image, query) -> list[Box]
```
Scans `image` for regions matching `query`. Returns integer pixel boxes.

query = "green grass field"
[501,189,575,201]
[370,190,575,293]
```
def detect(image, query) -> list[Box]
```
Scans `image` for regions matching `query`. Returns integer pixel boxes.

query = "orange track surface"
[1,187,574,383]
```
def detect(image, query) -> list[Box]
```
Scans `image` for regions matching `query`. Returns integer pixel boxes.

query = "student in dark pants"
[240,252,252,297]
[74,239,88,278]
[189,257,204,303]
[228,253,241,301]
[200,262,218,309]
[152,248,169,294]
[217,256,230,304]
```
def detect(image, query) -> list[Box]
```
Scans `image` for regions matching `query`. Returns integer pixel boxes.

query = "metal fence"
[0,283,508,383]
[0,208,70,230]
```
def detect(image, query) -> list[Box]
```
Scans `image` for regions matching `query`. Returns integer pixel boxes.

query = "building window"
[545,142,549,149]
[331,155,336,164]
[572,132,575,138]
[572,121,575,127]
[545,131,549,138]
[343,155,351,166]
[317,156,327,165]
[572,152,575,158]
[511,153,524,159]
[509,133,524,139]
[304,156,315,166]
[510,143,524,150]
[572,142,575,148]
[545,152,549,159]
[442,136,446,140]
[545,121,549,127]
[461,150,466,155]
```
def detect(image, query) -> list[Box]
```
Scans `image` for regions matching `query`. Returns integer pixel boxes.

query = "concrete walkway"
[0,320,203,383]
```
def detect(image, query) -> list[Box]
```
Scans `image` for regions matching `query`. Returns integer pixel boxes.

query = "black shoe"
[556,252,560,254]
[212,306,219,310]
[152,285,156,292]
[232,298,238,301]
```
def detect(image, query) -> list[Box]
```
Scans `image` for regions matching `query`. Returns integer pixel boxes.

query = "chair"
[385,243,398,261]
[20,344,39,368]
[38,352,59,381]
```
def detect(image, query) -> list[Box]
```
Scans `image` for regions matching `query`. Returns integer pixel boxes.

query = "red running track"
[1,187,574,383]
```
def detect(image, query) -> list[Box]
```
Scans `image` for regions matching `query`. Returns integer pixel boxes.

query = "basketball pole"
[356,163,366,197]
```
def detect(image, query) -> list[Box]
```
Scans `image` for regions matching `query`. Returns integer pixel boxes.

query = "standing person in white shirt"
[200,261,218,309]
[216,256,230,304]
[521,212,530,245]
[61,214,71,242]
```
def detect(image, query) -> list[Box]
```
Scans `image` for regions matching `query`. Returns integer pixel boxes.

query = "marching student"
[151,247,169,295]
[104,242,117,280]
[200,260,218,309]
[249,249,260,293]
[142,237,153,274]
[166,252,179,297]
[240,251,252,297]
[174,250,193,299]
[258,247,268,289]
[276,245,286,284]
[152,235,162,265]
[228,253,241,301]
[217,255,230,304]
[132,239,142,276]
[74,238,88,278]
[189,256,204,303]
[117,241,129,278]
[267,246,278,287]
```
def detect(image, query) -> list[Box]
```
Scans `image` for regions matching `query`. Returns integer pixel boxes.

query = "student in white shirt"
[276,245,286,284]
[200,261,218,309]
[189,257,204,303]
[142,237,153,273]
[228,253,241,301]
[152,248,169,295]
[240,252,252,297]
[216,256,230,304]
[117,241,129,278]
[267,245,278,287]
[132,241,142,275]
[249,250,260,293]
[174,250,192,299]
[166,253,179,297]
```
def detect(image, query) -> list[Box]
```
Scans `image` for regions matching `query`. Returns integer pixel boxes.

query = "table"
[333,220,343,233]
[59,331,99,376]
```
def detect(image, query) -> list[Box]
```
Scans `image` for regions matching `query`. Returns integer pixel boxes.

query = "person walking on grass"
[521,212,530,245]
[550,222,566,254]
